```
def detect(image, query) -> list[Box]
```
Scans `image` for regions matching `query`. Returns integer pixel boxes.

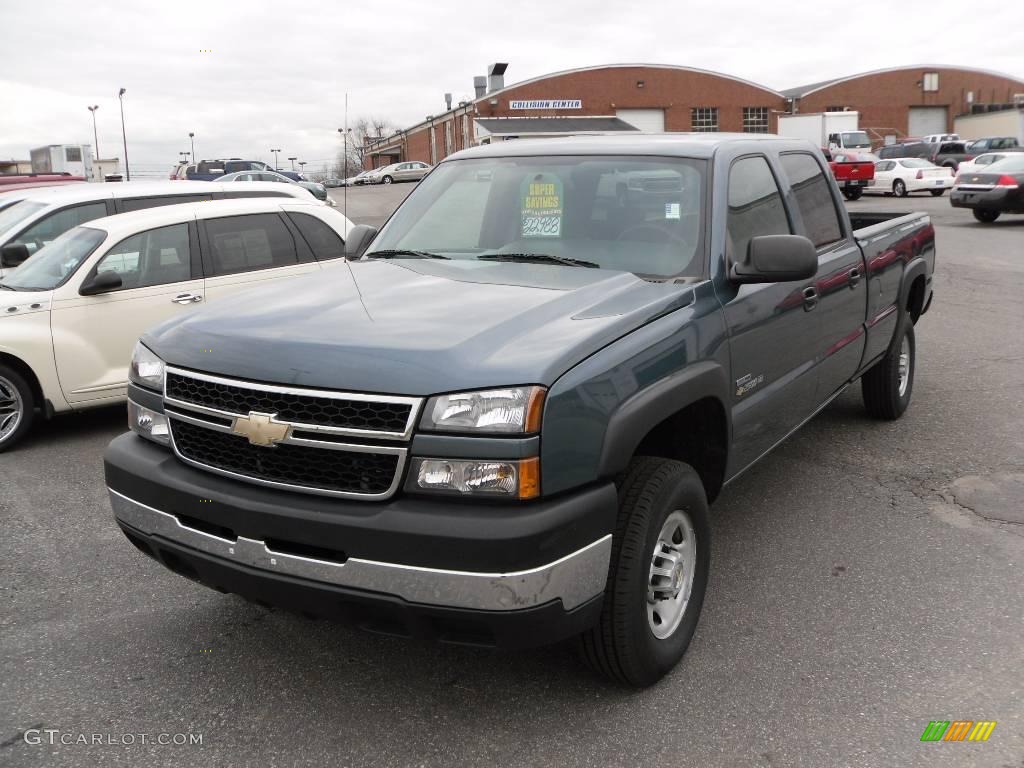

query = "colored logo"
[920,721,996,742]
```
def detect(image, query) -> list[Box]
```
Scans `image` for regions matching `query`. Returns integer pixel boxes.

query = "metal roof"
[475,117,640,134]
[783,64,1024,99]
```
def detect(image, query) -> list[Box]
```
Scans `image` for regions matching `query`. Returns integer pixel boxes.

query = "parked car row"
[216,170,334,206]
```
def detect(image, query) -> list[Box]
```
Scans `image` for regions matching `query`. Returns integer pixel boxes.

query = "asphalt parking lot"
[3,187,1022,768]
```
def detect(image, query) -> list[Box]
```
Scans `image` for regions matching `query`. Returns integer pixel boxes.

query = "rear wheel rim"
[0,374,24,443]
[647,510,697,640]
[897,335,911,397]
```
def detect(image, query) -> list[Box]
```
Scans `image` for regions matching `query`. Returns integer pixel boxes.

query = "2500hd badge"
[105,134,935,686]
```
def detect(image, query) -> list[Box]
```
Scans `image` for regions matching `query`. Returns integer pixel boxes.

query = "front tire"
[862,318,915,420]
[382,175,393,185]
[893,179,908,197]
[0,364,35,453]
[973,209,1000,223]
[579,457,710,687]
[929,189,945,197]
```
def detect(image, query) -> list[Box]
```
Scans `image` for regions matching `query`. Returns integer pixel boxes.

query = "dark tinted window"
[120,194,211,212]
[204,213,297,276]
[95,223,192,289]
[778,153,843,247]
[938,142,965,153]
[289,212,345,260]
[219,190,288,199]
[12,201,109,253]
[726,156,790,261]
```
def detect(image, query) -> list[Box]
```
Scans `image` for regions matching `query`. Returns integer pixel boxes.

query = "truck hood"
[145,260,697,395]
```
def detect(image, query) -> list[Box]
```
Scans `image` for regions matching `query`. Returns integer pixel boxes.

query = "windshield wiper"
[477,252,599,268]
[364,249,449,260]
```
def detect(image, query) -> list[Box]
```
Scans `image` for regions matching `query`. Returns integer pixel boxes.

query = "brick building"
[364,63,1024,169]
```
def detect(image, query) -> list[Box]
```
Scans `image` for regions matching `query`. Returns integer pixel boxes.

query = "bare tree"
[334,116,398,177]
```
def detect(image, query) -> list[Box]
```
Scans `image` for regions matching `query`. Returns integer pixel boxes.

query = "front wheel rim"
[0,374,24,443]
[647,510,698,640]
[897,335,911,397]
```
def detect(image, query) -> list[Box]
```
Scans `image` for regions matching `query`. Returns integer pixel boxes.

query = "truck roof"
[446,133,815,161]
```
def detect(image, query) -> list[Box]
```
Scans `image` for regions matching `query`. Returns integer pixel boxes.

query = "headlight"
[128,400,170,446]
[421,387,545,434]
[129,342,164,390]
[411,457,539,499]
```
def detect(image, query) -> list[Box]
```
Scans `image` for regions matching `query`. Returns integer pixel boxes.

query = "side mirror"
[731,235,817,284]
[343,225,379,260]
[79,270,123,296]
[0,243,31,268]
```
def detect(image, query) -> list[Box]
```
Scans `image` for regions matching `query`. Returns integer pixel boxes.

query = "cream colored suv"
[0,198,353,451]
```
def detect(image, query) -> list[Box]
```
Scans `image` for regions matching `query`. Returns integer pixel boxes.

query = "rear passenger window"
[288,213,345,260]
[778,153,843,247]
[204,214,298,276]
[726,156,790,262]
[95,223,192,289]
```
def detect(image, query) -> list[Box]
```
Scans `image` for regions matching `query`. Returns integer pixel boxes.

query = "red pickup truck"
[0,173,87,191]
[822,150,875,201]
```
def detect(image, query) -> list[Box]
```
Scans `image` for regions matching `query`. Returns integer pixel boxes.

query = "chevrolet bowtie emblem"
[231,412,290,447]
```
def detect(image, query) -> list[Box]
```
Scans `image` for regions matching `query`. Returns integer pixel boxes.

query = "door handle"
[848,267,861,288]
[802,286,819,311]
[172,293,203,305]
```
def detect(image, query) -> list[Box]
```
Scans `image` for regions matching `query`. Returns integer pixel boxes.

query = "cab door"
[716,154,822,474]
[51,221,204,404]
[198,211,320,302]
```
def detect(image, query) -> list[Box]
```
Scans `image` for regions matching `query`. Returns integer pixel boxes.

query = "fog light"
[412,457,539,499]
[128,400,170,446]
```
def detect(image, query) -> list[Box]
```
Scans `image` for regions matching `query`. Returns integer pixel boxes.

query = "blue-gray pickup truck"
[105,134,935,686]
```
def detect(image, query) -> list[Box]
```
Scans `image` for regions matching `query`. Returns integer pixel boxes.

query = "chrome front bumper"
[109,489,611,612]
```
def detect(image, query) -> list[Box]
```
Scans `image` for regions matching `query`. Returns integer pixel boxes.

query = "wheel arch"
[0,351,45,417]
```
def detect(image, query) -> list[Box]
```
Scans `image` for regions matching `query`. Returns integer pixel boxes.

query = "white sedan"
[956,151,1022,177]
[865,158,955,197]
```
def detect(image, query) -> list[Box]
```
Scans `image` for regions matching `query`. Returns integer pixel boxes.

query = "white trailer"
[777,112,872,152]
[29,144,94,179]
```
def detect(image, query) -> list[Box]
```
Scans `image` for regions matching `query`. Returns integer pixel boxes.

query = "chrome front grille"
[163,367,421,499]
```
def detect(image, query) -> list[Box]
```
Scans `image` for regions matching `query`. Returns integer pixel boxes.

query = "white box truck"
[777,112,872,153]
[30,144,95,179]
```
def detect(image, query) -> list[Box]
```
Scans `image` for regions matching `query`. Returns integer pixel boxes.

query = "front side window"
[204,213,297,276]
[778,153,843,248]
[11,202,109,254]
[288,212,345,260]
[371,155,707,278]
[94,223,191,289]
[691,107,719,132]
[726,156,790,263]
[1,226,107,291]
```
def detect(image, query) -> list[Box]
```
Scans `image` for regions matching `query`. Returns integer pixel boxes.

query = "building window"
[922,72,939,92]
[65,146,82,162]
[742,107,769,133]
[691,107,719,132]
[444,121,453,156]
[826,105,848,113]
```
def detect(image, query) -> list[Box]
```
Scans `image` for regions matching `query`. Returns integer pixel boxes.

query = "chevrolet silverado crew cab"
[0,199,352,450]
[105,135,935,686]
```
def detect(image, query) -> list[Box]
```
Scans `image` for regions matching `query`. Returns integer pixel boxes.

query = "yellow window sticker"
[521,173,563,238]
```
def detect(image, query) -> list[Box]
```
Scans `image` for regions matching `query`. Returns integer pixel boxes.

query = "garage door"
[616,108,665,133]
[908,107,948,137]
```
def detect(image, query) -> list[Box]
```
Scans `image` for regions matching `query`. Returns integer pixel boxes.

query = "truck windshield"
[370,155,707,278]
[841,132,871,148]
[0,200,48,238]
[1,226,106,291]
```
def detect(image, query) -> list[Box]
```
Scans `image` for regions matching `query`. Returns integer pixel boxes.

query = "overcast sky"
[3,0,1022,176]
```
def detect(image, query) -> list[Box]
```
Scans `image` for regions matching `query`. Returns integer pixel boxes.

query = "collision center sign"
[509,100,582,110]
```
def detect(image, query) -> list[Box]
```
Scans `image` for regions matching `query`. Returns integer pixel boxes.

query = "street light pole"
[288,156,297,171]
[189,132,195,162]
[118,88,130,181]
[270,149,281,170]
[298,161,306,174]
[87,106,100,172]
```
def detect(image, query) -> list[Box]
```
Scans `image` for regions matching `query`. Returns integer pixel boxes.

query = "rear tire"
[579,457,710,687]
[893,179,908,197]
[843,188,864,201]
[973,209,1000,223]
[929,189,945,197]
[862,318,915,420]
[0,364,35,453]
